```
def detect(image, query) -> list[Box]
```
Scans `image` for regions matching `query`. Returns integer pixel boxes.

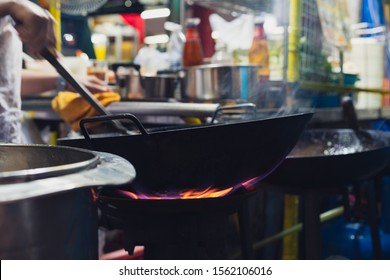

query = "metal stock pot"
[182,64,262,102]
[0,144,136,259]
[112,63,180,100]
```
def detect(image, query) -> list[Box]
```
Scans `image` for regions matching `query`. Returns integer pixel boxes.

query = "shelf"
[301,81,390,95]
[192,0,274,14]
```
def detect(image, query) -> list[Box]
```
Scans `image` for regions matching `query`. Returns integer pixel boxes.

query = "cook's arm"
[0,0,56,55]
[21,69,112,97]
[21,69,58,97]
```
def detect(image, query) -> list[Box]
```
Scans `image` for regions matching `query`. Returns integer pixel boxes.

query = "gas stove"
[97,183,260,260]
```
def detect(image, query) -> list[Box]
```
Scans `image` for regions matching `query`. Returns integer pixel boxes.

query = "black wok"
[262,128,390,190]
[58,112,313,194]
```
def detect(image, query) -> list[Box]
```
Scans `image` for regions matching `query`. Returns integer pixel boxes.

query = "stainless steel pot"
[142,74,180,100]
[112,63,180,100]
[0,144,136,259]
[182,64,262,102]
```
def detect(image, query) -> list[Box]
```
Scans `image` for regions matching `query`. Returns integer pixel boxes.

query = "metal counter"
[21,98,390,123]
[22,98,219,121]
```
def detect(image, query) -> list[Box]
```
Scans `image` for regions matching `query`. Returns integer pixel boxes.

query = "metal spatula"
[40,47,129,134]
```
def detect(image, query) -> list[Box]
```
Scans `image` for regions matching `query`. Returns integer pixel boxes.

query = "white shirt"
[0,16,23,143]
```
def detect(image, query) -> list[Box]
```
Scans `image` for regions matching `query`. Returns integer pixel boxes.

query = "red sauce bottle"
[182,18,204,67]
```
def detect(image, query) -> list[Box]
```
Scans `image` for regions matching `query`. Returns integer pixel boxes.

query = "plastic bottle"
[182,18,204,67]
[249,17,270,79]
[165,21,186,70]
[211,42,233,64]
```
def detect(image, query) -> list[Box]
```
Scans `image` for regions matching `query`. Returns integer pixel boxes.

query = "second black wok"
[262,128,390,190]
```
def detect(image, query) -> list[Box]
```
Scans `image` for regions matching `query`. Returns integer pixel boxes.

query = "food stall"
[4,0,390,261]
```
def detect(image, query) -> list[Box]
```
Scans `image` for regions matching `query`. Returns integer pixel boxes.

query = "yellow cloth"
[52,91,121,131]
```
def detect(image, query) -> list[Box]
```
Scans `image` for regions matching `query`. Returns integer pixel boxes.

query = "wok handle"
[341,96,360,131]
[80,113,148,141]
[211,103,257,123]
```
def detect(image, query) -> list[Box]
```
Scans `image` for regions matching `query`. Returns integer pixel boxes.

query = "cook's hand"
[9,0,56,55]
[68,75,112,94]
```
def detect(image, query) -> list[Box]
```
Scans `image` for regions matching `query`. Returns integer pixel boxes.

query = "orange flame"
[118,186,234,200]
[118,176,262,200]
[241,176,262,191]
[180,186,234,199]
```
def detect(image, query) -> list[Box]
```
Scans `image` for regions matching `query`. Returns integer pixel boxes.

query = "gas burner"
[97,187,258,259]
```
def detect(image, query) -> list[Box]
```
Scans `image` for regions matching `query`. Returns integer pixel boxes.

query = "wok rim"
[286,128,390,159]
[60,111,315,140]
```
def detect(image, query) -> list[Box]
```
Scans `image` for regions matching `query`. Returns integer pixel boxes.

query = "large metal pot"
[182,64,262,102]
[0,144,136,259]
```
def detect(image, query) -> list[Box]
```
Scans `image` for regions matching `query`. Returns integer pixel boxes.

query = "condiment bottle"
[182,18,204,67]
[249,17,270,80]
